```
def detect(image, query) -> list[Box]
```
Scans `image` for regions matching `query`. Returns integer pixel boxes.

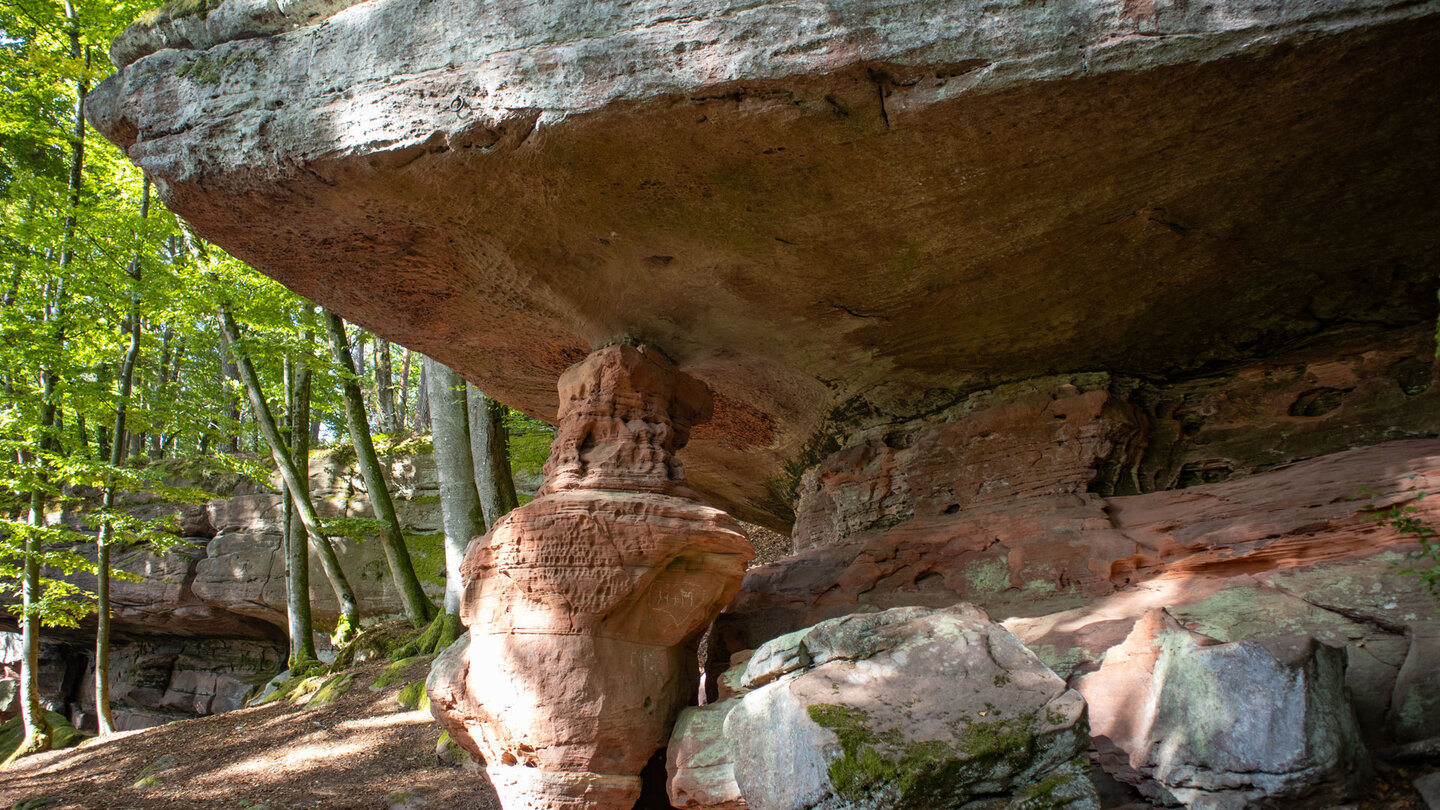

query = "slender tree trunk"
[216,329,241,454]
[216,305,360,638]
[415,359,431,432]
[392,358,480,655]
[95,179,150,737]
[149,324,172,459]
[375,338,395,434]
[285,345,318,668]
[467,385,519,530]
[12,11,86,761]
[425,358,484,616]
[398,349,412,425]
[16,373,58,761]
[325,312,435,627]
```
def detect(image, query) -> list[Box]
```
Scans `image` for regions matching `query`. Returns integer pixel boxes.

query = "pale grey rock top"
[91,0,1439,183]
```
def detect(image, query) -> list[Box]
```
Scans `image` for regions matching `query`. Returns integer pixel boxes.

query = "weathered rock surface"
[714,410,1440,671]
[1074,609,1367,808]
[85,0,1440,528]
[429,346,752,810]
[3,449,450,732]
[668,606,1097,810]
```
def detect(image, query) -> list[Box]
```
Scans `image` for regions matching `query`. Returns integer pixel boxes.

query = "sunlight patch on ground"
[204,739,370,781]
[332,710,434,732]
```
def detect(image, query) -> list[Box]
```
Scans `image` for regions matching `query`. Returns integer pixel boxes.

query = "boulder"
[667,697,746,810]
[1074,609,1367,808]
[669,606,1098,810]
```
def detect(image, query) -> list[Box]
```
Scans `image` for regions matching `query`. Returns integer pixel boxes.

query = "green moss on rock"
[396,679,429,711]
[373,655,427,690]
[306,672,354,707]
[133,753,180,788]
[0,712,88,763]
[807,703,1056,808]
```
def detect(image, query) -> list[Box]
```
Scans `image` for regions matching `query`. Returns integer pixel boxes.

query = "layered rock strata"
[85,0,1440,528]
[429,345,752,810]
[713,325,1440,664]
[2,450,450,732]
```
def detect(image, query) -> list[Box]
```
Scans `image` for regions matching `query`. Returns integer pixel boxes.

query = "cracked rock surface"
[85,0,1440,527]
[1074,609,1368,808]
[668,605,1098,810]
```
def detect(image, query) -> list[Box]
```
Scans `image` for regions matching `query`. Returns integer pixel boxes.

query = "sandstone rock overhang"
[87,0,1440,528]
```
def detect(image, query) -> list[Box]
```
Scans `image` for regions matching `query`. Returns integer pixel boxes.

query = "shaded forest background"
[0,0,556,760]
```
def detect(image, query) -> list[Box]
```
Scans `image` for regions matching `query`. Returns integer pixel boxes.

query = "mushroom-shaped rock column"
[429,344,753,810]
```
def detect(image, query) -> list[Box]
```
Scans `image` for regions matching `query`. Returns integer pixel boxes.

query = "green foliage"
[0,521,95,628]
[507,417,554,478]
[1367,489,1440,603]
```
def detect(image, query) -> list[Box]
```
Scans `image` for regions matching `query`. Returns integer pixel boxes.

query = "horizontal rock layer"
[86,0,1440,527]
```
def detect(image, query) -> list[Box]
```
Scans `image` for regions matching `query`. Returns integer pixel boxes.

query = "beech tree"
[396,357,480,656]
[467,384,518,530]
[324,309,434,628]
[216,304,361,641]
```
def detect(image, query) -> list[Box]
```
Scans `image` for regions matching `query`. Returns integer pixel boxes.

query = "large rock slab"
[1074,609,1368,807]
[86,0,1440,527]
[668,605,1097,810]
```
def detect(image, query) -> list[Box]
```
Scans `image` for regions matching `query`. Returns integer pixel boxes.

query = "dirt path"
[0,658,501,810]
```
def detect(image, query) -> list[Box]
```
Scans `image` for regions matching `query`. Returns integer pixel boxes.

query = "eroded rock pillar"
[429,344,753,810]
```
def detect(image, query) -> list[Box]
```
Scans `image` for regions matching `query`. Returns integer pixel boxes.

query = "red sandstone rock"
[716,438,1440,670]
[429,346,752,810]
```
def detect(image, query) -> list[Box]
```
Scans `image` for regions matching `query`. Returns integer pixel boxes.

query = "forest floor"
[0,647,1430,810]
[0,655,500,810]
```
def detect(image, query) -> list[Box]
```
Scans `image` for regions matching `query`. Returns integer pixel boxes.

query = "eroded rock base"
[428,345,753,810]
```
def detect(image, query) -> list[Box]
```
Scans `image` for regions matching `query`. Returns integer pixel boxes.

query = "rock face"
[1075,609,1367,808]
[428,345,752,810]
[1,449,451,733]
[712,326,1440,666]
[84,0,1440,528]
[668,606,1097,810]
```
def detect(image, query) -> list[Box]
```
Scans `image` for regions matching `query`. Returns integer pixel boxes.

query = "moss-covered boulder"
[670,605,1096,810]
[0,712,88,763]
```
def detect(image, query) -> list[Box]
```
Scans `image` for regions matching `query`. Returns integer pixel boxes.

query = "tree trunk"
[467,385,519,530]
[285,344,319,668]
[424,358,484,616]
[414,359,431,433]
[217,328,241,454]
[149,323,172,459]
[16,372,58,760]
[398,349,412,424]
[325,311,435,628]
[13,9,85,761]
[375,337,396,434]
[216,305,361,639]
[94,179,150,737]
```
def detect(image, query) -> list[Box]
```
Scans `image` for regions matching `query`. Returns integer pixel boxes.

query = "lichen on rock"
[672,605,1097,810]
